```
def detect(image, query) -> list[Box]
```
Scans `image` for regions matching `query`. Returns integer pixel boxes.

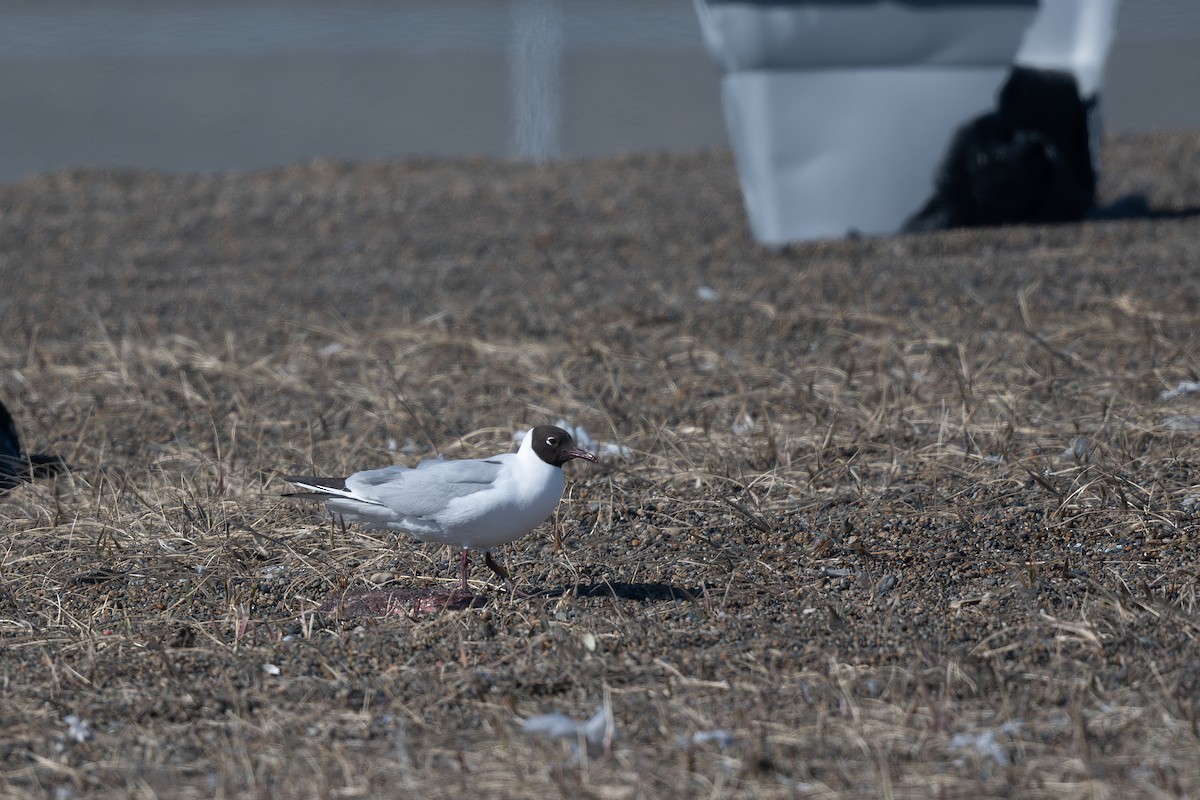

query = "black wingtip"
[281,474,351,501]
[283,475,348,490]
[0,453,68,493]
[283,491,335,501]
[26,453,67,478]
[0,397,67,493]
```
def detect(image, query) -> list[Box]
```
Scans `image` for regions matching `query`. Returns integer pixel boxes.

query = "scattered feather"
[1161,380,1200,400]
[696,285,718,302]
[948,720,1021,766]
[63,715,93,743]
[523,706,613,756]
[1061,437,1091,462]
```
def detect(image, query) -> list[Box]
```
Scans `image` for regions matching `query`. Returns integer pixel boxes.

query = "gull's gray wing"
[346,455,511,518]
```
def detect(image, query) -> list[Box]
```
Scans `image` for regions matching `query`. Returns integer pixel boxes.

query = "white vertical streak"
[510,0,563,161]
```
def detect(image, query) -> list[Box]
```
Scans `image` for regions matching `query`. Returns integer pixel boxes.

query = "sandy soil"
[1,132,1199,798]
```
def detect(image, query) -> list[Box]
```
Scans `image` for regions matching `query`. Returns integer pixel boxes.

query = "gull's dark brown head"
[529,425,598,468]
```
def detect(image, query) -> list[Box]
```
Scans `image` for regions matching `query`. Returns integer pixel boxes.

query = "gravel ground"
[1,131,1199,798]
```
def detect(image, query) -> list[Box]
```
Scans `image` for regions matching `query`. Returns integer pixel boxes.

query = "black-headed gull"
[284,424,596,595]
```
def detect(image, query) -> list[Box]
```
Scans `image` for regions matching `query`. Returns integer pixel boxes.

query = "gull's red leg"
[459,547,471,594]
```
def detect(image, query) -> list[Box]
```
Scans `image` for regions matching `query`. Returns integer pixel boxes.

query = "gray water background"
[0,0,1196,183]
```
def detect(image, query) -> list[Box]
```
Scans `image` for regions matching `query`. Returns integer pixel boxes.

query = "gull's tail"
[282,474,395,530]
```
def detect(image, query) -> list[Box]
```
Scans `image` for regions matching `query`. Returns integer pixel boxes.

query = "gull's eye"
[545,436,558,447]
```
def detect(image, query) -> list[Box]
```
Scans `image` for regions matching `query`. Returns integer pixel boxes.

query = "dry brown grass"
[1,132,1200,798]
